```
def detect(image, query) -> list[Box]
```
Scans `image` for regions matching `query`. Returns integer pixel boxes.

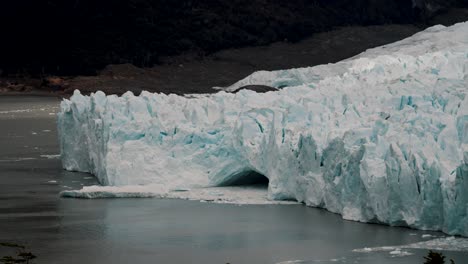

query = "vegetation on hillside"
[0,0,464,76]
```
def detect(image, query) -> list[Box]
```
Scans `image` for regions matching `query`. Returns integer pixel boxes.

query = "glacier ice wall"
[59,22,468,236]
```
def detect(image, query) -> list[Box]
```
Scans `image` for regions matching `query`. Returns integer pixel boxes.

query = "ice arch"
[215,170,269,187]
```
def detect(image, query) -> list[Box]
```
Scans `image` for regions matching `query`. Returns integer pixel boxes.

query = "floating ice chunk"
[389,249,413,257]
[0,157,36,162]
[275,260,305,264]
[40,154,60,159]
[0,109,31,114]
[61,185,160,199]
[59,23,468,236]
[354,237,468,253]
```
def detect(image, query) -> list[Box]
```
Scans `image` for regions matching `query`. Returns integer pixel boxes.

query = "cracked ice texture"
[59,22,468,236]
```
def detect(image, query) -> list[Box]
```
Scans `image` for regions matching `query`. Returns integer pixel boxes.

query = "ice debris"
[58,22,468,236]
[40,154,61,159]
[60,184,298,205]
[353,236,468,253]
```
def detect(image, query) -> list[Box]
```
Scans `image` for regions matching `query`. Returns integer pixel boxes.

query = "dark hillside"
[0,0,465,76]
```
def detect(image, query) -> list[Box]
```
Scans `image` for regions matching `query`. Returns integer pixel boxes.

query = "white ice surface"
[59,22,468,236]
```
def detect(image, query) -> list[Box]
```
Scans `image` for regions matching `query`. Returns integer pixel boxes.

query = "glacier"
[58,22,468,236]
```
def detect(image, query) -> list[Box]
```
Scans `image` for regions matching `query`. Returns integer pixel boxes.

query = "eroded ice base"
[59,22,468,236]
[60,184,298,204]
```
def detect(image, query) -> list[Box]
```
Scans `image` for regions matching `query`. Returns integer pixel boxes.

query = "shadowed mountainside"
[0,0,466,76]
[0,24,423,95]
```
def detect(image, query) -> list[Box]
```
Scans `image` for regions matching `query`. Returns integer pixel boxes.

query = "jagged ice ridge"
[59,22,468,236]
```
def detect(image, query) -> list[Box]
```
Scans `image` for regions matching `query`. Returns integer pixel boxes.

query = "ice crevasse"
[59,22,468,236]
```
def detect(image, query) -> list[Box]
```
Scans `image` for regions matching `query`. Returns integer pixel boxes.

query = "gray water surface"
[0,96,467,264]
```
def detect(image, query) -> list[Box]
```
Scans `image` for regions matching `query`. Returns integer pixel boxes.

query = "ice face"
[58,22,468,236]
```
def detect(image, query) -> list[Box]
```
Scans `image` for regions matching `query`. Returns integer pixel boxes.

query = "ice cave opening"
[216,170,269,188]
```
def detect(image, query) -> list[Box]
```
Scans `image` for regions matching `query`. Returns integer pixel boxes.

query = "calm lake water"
[0,96,467,264]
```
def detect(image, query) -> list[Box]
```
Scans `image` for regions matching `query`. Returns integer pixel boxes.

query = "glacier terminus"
[59,22,468,236]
